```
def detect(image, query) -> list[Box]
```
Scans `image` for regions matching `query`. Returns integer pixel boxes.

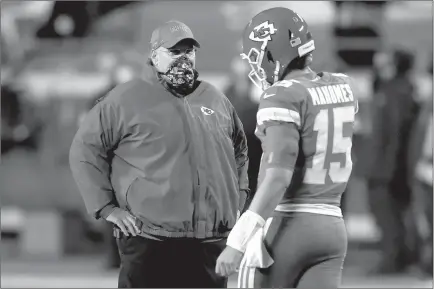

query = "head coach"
[69,20,250,288]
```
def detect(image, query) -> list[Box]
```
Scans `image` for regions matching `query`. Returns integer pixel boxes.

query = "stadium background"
[1,1,432,288]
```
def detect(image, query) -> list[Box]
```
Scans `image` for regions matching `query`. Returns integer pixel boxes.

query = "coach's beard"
[160,56,199,96]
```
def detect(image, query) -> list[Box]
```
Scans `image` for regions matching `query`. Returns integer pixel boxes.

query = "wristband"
[227,210,265,253]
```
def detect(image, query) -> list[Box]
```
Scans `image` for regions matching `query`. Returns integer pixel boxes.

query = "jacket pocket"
[125,176,194,226]
[124,177,139,211]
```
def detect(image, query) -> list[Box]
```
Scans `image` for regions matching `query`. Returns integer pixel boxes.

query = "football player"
[216,7,358,288]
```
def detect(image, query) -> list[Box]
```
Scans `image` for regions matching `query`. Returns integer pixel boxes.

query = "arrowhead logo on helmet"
[249,21,277,49]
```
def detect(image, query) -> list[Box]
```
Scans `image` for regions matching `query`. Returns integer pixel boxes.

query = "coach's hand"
[215,246,244,277]
[106,208,141,237]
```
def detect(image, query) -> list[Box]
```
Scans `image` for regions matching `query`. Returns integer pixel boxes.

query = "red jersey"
[255,71,358,206]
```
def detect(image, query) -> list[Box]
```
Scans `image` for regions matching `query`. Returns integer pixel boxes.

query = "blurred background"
[0,1,432,288]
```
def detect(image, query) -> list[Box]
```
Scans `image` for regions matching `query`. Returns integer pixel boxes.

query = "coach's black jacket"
[69,72,249,239]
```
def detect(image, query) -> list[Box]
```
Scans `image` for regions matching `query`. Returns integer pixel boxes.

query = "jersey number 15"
[305,106,355,185]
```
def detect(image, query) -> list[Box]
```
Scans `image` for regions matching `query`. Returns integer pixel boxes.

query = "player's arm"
[248,123,299,218]
[226,125,300,252]
[226,85,302,253]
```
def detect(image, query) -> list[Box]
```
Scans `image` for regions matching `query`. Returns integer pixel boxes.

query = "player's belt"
[275,203,343,218]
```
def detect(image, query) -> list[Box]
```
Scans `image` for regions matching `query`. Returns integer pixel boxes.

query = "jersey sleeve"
[255,81,304,170]
[255,80,304,136]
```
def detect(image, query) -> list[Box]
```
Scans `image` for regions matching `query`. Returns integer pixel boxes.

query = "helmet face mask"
[240,47,272,91]
[241,7,316,91]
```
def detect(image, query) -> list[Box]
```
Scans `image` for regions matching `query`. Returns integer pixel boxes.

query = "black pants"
[413,180,433,274]
[368,180,417,270]
[106,223,121,268]
[116,234,228,288]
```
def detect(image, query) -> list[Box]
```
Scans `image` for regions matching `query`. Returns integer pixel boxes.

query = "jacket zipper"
[183,97,201,187]
[182,97,203,235]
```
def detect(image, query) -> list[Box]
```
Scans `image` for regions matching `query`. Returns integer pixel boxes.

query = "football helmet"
[241,7,315,90]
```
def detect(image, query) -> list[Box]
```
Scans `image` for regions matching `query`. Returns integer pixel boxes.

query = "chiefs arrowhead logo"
[201,106,214,116]
[249,21,277,42]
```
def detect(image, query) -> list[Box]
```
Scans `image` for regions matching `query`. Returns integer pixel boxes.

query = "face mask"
[161,56,197,90]
[151,48,198,93]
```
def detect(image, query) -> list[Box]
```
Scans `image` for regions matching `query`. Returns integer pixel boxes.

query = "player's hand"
[215,245,244,277]
[106,208,141,237]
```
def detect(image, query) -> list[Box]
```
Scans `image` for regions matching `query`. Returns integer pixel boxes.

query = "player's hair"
[281,53,312,79]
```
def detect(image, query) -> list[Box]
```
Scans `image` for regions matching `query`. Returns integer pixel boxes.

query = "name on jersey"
[307,84,354,106]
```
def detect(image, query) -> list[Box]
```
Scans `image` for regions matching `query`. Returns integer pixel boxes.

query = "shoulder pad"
[272,80,294,88]
[331,73,349,78]
[332,72,357,87]
[260,80,294,100]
